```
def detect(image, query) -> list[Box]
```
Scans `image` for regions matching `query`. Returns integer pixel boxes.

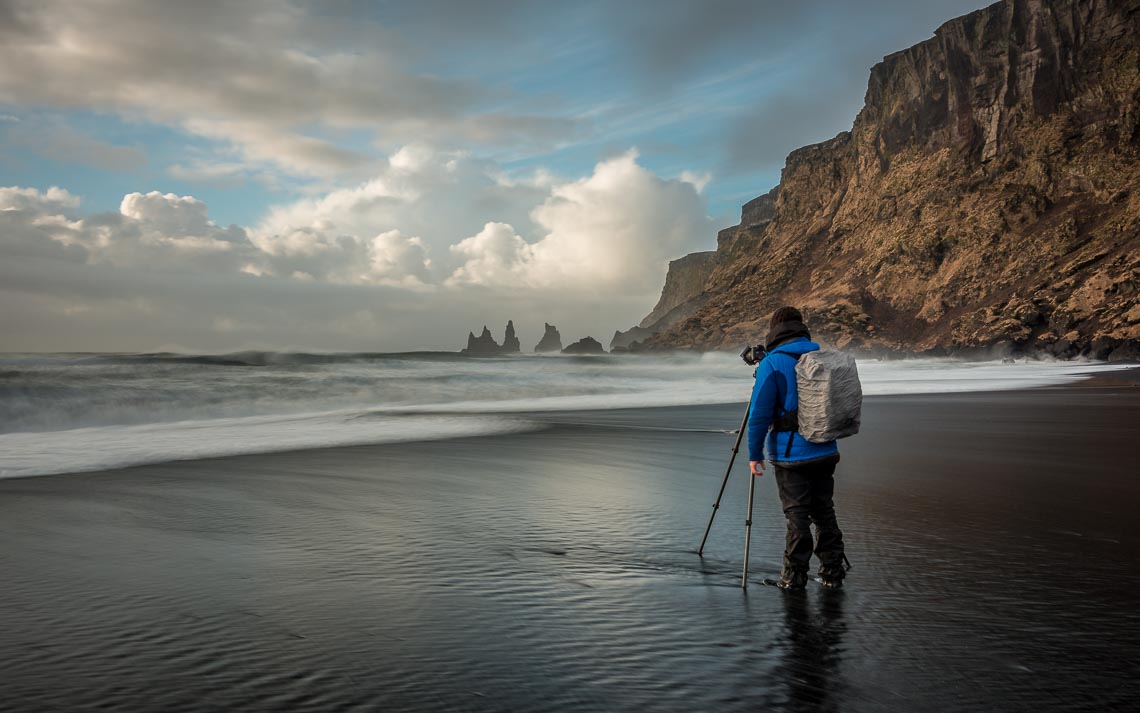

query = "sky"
[0,0,989,352]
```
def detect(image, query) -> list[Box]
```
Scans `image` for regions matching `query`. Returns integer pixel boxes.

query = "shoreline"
[2,363,1138,482]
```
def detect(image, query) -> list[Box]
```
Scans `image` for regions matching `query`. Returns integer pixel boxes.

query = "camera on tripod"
[739,344,767,366]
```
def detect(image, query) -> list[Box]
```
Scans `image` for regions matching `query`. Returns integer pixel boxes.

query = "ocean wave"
[0,412,543,479]
[0,351,1130,477]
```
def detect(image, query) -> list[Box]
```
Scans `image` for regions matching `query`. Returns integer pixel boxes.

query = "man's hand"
[750,460,765,477]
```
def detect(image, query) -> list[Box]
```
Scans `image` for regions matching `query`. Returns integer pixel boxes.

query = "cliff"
[638,251,719,330]
[610,326,655,351]
[646,0,1140,360]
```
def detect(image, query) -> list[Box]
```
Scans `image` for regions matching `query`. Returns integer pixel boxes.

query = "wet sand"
[2,379,1139,712]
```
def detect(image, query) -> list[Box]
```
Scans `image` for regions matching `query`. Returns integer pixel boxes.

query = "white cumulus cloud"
[447,150,711,294]
[0,185,81,214]
[447,222,534,288]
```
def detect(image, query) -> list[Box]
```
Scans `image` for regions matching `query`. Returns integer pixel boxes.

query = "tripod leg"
[697,401,751,557]
[741,465,757,589]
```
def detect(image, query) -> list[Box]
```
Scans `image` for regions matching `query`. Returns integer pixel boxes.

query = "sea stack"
[461,326,502,356]
[502,320,521,353]
[534,323,563,353]
[562,336,606,355]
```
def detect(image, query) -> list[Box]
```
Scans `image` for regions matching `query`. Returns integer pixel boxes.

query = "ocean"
[0,351,1130,478]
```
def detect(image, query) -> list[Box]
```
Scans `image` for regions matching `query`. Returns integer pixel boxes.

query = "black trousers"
[773,455,845,577]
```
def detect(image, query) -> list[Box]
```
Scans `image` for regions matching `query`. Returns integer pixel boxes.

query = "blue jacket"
[747,337,839,464]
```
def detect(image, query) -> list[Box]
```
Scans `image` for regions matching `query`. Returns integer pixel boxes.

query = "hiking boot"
[819,563,845,590]
[819,576,844,590]
[776,567,808,591]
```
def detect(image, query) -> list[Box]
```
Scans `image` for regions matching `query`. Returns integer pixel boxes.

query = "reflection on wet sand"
[774,591,847,712]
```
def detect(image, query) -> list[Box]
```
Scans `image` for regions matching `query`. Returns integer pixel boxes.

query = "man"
[747,306,847,590]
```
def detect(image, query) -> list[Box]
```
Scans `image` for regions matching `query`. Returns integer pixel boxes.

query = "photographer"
[747,307,846,590]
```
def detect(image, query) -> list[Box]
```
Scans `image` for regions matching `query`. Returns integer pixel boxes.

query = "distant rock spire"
[502,320,521,353]
[534,323,562,353]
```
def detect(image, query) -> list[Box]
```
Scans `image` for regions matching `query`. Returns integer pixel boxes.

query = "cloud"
[447,222,533,288]
[2,184,435,287]
[256,146,710,296]
[0,185,81,214]
[1,186,258,274]
[368,230,433,288]
[182,119,375,179]
[119,192,215,236]
[679,170,712,193]
[250,223,432,287]
[165,158,285,192]
[255,144,551,267]
[0,0,580,179]
[722,85,860,175]
[0,186,88,262]
[447,150,710,294]
[0,145,713,350]
[598,0,815,89]
[3,120,146,171]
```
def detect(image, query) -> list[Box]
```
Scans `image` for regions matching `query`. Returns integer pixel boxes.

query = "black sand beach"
[2,380,1139,712]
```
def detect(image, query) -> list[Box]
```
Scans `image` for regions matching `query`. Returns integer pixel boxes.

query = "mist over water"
[0,351,1128,478]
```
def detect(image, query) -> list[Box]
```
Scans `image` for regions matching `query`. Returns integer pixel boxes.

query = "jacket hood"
[768,336,819,356]
[765,319,811,350]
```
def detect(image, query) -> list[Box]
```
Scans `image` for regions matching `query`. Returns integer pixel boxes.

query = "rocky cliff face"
[610,326,656,351]
[647,0,1140,360]
[638,251,719,330]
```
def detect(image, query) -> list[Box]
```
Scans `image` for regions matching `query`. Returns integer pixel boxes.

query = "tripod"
[696,398,759,590]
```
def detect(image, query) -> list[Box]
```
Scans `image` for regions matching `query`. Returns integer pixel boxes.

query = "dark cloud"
[0,0,41,39]
[716,0,991,176]
[0,0,579,177]
[722,91,857,176]
[600,0,815,89]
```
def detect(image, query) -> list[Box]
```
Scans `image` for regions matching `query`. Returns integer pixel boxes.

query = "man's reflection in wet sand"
[773,590,848,712]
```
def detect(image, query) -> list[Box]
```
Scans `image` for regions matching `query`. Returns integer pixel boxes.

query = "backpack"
[772,349,862,443]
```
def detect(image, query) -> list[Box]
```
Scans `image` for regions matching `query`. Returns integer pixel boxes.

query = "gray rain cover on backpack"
[795,350,862,443]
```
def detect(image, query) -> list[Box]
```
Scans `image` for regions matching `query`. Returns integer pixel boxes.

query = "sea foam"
[0,352,1128,478]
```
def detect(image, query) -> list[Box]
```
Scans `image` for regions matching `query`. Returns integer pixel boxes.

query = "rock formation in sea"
[643,0,1140,360]
[562,336,606,355]
[502,320,521,353]
[461,326,502,356]
[460,321,523,355]
[534,323,563,353]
